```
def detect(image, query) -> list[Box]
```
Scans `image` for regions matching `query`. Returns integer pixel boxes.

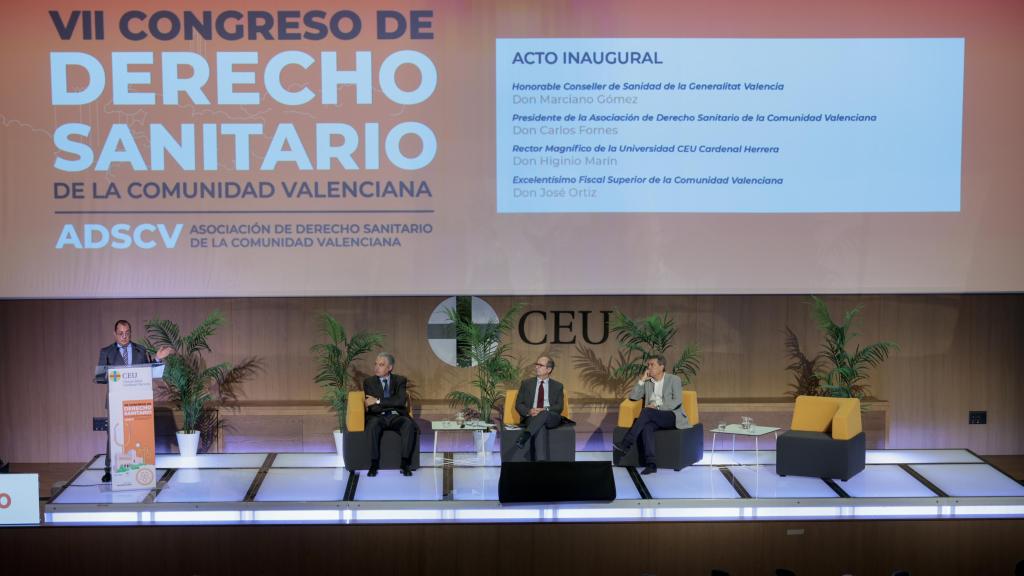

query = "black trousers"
[366,413,417,462]
[623,407,676,464]
[522,410,563,440]
[104,393,111,472]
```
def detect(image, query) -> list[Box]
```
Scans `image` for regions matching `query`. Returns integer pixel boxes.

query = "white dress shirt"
[647,376,665,408]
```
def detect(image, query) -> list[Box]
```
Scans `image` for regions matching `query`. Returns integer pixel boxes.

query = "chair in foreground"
[500,389,576,462]
[343,390,420,471]
[612,390,703,471]
[776,395,865,481]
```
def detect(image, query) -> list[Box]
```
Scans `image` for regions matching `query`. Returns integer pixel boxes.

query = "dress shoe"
[367,461,380,477]
[400,465,413,477]
[640,464,657,475]
[514,431,531,449]
[101,470,112,483]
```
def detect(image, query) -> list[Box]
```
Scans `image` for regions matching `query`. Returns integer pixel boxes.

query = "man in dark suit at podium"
[362,352,416,477]
[96,320,173,482]
[513,356,568,452]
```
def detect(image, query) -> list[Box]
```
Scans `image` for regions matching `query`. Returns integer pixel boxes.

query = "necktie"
[120,346,130,365]
[382,378,390,398]
[536,380,545,408]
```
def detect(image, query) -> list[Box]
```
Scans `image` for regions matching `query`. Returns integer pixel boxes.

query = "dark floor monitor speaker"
[498,461,616,503]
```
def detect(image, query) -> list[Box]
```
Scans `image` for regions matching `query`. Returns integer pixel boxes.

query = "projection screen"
[1,0,1021,297]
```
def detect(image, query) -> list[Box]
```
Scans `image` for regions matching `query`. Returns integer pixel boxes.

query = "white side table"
[431,420,494,466]
[709,424,781,467]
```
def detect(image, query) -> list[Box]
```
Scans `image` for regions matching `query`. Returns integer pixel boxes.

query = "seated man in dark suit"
[362,352,417,477]
[97,319,173,482]
[513,356,567,451]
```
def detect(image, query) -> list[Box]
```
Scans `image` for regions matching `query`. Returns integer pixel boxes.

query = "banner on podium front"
[108,365,156,491]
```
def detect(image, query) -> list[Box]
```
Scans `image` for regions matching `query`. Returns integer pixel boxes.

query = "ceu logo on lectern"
[427,296,498,367]
[108,370,121,383]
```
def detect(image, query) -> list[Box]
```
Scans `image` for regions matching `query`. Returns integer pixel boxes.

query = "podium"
[97,364,161,491]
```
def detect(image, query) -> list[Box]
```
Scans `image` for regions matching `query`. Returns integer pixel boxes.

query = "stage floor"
[44,449,1024,525]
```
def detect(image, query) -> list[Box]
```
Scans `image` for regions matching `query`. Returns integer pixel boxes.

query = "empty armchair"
[776,395,865,481]
[613,390,704,471]
[342,390,420,471]
[500,389,576,462]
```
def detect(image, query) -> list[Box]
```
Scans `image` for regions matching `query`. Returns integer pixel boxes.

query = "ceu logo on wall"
[427,296,498,367]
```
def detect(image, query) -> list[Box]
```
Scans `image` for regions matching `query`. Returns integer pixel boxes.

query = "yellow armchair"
[789,395,862,440]
[777,395,866,480]
[346,390,365,432]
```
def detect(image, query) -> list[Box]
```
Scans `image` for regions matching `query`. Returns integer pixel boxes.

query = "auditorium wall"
[1,293,1021,461]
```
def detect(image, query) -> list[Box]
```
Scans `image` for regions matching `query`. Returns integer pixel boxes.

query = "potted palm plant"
[609,312,702,386]
[445,303,523,452]
[808,296,898,399]
[311,312,384,459]
[144,310,263,457]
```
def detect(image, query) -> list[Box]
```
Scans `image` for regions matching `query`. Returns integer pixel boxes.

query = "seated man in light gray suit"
[613,355,688,475]
[513,356,567,452]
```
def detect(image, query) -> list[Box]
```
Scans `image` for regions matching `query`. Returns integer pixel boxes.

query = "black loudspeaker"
[498,461,615,503]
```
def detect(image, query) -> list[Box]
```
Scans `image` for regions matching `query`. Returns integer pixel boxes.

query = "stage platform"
[44,449,1024,525]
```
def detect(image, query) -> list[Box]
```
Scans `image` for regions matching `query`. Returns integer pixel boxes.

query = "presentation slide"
[0,0,1021,297]
[496,38,964,213]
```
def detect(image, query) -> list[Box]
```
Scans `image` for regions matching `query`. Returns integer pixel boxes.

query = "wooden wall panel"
[5,518,1024,576]
[2,293,1022,461]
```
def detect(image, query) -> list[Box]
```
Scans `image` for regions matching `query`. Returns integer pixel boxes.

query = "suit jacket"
[96,341,155,384]
[98,341,154,367]
[362,373,410,417]
[628,372,689,429]
[515,377,566,420]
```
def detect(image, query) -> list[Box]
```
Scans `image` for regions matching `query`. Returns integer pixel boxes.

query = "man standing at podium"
[513,356,567,453]
[362,352,417,477]
[97,320,172,482]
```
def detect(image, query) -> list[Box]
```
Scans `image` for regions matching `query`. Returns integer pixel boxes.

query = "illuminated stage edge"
[44,449,1024,525]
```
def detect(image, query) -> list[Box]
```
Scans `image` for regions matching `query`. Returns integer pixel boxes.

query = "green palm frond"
[851,341,898,371]
[320,313,348,346]
[610,311,702,388]
[807,297,898,400]
[181,310,224,356]
[446,390,483,413]
[323,386,349,417]
[145,311,262,436]
[143,317,182,354]
[444,303,521,424]
[310,312,384,431]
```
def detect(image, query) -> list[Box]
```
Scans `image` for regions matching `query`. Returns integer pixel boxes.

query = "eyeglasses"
[535,363,548,367]
[116,331,131,337]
